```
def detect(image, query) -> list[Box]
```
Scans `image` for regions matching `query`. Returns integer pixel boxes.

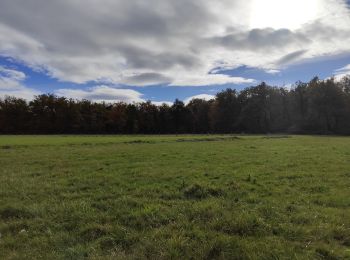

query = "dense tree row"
[1,77,350,134]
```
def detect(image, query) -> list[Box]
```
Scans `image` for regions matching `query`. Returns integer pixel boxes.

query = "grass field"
[0,135,350,259]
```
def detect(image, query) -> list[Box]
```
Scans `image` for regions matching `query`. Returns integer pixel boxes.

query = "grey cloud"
[0,0,349,86]
[302,20,350,42]
[121,73,171,86]
[0,0,213,54]
[208,28,310,51]
[0,0,215,84]
[277,50,308,65]
[118,45,200,71]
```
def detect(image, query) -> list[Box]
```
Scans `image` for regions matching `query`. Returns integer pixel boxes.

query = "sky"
[0,0,350,104]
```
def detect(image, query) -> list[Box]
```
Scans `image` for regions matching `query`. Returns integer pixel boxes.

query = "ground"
[0,135,349,259]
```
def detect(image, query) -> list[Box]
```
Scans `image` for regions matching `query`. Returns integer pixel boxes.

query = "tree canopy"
[1,77,350,135]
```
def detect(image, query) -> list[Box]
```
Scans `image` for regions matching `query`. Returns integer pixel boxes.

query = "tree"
[0,97,30,133]
[171,99,190,133]
[187,99,211,133]
[210,89,239,133]
[237,83,271,133]
[1,76,350,135]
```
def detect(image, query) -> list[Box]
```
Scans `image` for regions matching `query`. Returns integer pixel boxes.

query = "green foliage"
[0,135,350,259]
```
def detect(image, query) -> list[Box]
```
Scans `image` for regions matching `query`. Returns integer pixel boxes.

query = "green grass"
[0,135,349,259]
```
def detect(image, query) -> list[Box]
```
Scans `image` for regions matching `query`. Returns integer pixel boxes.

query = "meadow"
[0,135,349,259]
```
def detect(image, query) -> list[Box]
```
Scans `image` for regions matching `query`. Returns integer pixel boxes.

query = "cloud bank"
[55,86,144,103]
[0,0,349,89]
[0,66,40,99]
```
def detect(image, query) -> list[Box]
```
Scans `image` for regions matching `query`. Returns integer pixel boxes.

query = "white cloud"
[265,69,280,74]
[335,64,350,74]
[55,85,174,104]
[283,83,294,90]
[249,0,321,30]
[334,64,350,80]
[152,101,173,106]
[184,94,215,104]
[169,74,254,87]
[0,0,349,86]
[55,85,144,103]
[0,66,40,100]
[0,66,26,81]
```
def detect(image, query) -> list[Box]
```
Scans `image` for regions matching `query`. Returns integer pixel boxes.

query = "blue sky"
[0,0,350,104]
[1,53,349,103]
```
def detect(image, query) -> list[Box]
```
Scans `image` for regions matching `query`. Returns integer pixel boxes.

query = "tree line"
[1,76,350,135]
